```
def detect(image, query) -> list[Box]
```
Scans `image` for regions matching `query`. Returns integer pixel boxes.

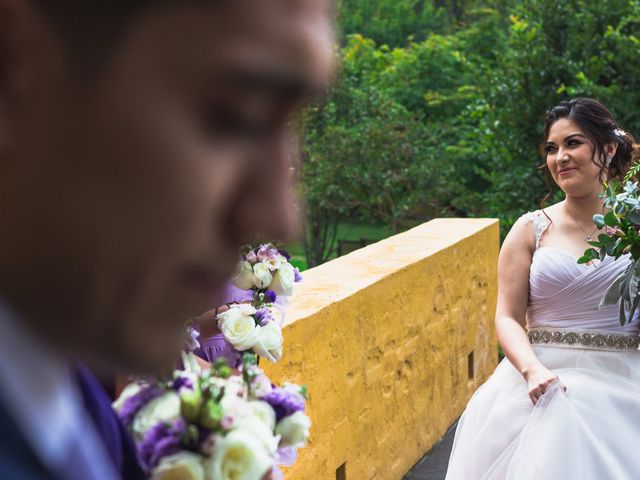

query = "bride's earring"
[606,155,613,168]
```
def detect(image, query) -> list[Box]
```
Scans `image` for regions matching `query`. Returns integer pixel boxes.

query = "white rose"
[262,254,286,272]
[220,392,251,423]
[276,412,311,449]
[152,451,206,480]
[252,262,273,289]
[204,430,273,480]
[180,351,203,377]
[218,305,260,351]
[247,400,277,431]
[270,263,295,297]
[131,392,181,439]
[112,383,142,412]
[251,374,274,398]
[232,415,280,454]
[220,375,246,404]
[232,261,255,290]
[253,322,283,363]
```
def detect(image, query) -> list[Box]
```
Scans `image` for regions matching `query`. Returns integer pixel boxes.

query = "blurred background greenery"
[291,0,640,271]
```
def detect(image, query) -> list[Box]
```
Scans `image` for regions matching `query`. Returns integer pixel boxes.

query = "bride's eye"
[544,144,557,154]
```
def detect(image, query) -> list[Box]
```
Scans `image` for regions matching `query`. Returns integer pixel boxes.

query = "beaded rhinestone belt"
[528,327,640,351]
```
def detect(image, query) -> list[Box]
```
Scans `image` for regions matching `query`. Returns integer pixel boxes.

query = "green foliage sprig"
[579,179,640,324]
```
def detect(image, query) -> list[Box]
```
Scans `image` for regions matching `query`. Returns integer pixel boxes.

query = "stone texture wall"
[263,218,500,480]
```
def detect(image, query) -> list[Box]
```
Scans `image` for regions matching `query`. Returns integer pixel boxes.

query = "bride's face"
[544,118,604,196]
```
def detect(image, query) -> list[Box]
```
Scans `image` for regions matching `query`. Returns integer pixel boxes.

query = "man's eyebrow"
[223,67,324,100]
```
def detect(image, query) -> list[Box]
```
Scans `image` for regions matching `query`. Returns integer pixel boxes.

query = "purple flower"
[171,374,194,392]
[200,432,218,456]
[256,244,271,262]
[118,385,164,428]
[252,374,274,397]
[293,267,303,283]
[278,249,291,261]
[264,290,277,303]
[255,307,275,326]
[275,447,298,467]
[220,415,234,430]
[257,244,281,262]
[260,387,306,421]
[185,326,200,352]
[137,419,186,473]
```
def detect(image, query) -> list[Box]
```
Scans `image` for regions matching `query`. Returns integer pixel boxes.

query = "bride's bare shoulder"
[504,212,537,253]
[506,202,564,253]
[539,201,564,218]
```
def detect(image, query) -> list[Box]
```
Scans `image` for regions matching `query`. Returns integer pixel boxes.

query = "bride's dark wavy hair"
[538,97,640,208]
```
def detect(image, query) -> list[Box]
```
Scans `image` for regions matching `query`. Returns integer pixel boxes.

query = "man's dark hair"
[31,1,208,70]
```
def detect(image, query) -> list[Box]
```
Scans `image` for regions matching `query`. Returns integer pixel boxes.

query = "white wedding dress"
[445,211,640,480]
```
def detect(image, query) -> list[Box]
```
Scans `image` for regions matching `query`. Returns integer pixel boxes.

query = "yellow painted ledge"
[264,218,500,480]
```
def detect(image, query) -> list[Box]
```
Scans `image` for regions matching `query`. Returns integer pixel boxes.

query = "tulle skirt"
[445,345,640,480]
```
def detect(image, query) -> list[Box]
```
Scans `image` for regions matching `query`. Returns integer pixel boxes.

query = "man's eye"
[203,106,266,138]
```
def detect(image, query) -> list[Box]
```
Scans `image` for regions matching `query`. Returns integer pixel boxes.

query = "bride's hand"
[523,365,566,405]
[194,304,233,338]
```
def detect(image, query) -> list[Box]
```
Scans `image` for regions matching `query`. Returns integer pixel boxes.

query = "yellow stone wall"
[263,218,500,480]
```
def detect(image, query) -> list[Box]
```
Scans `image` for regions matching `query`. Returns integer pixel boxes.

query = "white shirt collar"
[0,299,119,479]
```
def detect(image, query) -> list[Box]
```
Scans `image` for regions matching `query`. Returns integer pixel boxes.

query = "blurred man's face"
[0,1,333,371]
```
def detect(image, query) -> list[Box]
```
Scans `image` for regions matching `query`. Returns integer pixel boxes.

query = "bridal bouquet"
[231,244,303,306]
[206,244,302,364]
[217,304,284,363]
[113,353,311,480]
[579,178,640,324]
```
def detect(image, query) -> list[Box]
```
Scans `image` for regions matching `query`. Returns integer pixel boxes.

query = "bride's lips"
[558,167,577,176]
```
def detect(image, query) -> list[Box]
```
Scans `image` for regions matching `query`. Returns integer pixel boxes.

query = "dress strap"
[524,210,550,250]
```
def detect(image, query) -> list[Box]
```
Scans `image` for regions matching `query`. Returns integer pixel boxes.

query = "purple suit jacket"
[75,364,144,480]
[0,365,143,480]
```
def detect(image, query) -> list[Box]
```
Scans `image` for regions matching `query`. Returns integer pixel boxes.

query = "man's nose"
[234,143,300,244]
[234,178,299,244]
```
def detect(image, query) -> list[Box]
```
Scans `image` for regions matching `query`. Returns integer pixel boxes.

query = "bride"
[445,98,640,479]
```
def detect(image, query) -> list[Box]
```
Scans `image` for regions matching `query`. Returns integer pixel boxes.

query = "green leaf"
[593,214,606,229]
[628,293,640,325]
[628,211,640,225]
[578,248,599,264]
[598,233,613,244]
[620,296,628,326]
[600,247,607,262]
[599,273,623,308]
[604,211,618,226]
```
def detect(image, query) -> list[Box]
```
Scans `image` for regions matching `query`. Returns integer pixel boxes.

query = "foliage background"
[296,0,640,268]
